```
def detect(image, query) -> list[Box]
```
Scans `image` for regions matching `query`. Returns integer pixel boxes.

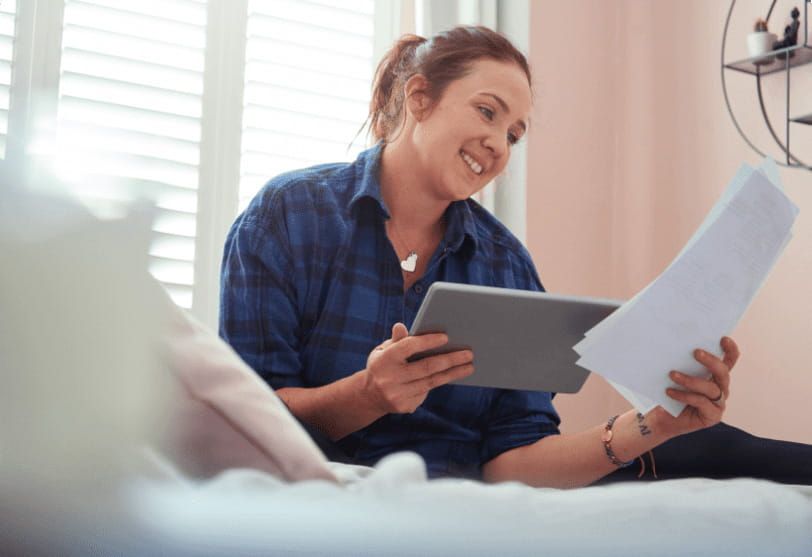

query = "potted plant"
[747,18,777,62]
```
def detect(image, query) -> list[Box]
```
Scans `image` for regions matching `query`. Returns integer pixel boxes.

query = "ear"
[404,74,433,121]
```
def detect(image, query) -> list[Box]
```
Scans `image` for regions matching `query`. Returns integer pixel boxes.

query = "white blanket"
[128,452,812,557]
[2,188,808,557]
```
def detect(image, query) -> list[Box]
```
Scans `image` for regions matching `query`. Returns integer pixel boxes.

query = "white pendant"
[400,251,418,273]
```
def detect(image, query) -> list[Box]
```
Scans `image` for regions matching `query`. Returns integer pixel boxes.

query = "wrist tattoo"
[636,412,652,436]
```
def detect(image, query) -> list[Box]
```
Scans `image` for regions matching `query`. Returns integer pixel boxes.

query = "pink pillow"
[160,294,338,484]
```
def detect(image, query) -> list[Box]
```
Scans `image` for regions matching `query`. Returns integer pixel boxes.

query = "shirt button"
[414,283,424,294]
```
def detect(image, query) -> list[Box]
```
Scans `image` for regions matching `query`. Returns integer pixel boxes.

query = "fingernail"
[695,349,705,358]
[670,371,681,380]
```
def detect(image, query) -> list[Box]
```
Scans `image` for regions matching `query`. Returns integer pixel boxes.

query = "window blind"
[55,0,208,308]
[0,0,17,160]
[239,0,375,210]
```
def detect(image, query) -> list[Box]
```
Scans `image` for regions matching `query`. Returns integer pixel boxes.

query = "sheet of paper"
[608,380,659,415]
[575,159,781,354]
[575,168,753,354]
[574,163,798,417]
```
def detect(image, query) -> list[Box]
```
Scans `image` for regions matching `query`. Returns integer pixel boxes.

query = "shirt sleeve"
[479,239,560,464]
[219,208,305,389]
[480,389,561,464]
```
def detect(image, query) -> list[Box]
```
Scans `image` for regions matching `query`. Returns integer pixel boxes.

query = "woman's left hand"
[652,336,740,438]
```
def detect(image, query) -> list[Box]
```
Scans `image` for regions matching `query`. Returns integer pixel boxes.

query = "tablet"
[408,282,621,393]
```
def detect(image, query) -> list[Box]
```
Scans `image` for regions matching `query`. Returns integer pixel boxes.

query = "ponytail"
[368,34,427,143]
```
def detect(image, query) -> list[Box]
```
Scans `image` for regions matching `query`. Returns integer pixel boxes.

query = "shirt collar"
[348,142,479,254]
[348,142,389,218]
[444,200,479,254]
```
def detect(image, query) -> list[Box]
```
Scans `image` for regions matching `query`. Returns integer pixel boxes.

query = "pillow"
[159,291,338,484]
[0,187,167,493]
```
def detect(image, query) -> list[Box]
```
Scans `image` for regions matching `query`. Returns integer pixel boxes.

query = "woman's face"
[409,58,532,201]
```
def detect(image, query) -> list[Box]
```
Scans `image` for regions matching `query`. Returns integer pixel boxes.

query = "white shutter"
[239,0,376,209]
[0,0,17,160]
[54,0,208,308]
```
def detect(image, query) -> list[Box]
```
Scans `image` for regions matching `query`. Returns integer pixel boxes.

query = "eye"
[478,106,495,120]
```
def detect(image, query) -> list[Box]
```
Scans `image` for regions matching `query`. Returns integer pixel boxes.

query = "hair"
[365,25,532,144]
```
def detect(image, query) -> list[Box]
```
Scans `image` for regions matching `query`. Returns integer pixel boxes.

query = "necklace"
[387,220,418,273]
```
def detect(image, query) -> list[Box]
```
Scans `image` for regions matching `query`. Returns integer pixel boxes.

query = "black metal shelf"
[791,113,812,125]
[722,1,810,170]
[724,44,812,75]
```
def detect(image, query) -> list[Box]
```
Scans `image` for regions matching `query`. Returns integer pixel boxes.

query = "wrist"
[643,408,681,442]
[604,410,668,465]
[601,415,635,468]
[352,368,387,418]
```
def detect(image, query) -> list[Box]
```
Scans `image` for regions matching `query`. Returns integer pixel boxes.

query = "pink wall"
[527,0,812,443]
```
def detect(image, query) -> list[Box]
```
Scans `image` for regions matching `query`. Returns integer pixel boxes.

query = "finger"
[667,387,724,416]
[721,336,740,370]
[694,349,731,396]
[410,363,475,395]
[405,349,474,381]
[391,323,409,342]
[390,332,450,360]
[375,338,394,351]
[374,326,405,351]
[669,371,722,401]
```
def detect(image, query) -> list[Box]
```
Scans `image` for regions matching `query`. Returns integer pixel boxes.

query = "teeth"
[460,150,483,175]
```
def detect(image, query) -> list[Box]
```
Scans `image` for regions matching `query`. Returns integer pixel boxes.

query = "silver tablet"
[408,282,621,393]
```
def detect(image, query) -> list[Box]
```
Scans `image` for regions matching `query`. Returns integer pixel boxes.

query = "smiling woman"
[216,25,812,488]
[220,27,557,482]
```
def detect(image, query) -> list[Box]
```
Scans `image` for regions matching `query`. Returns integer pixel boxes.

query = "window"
[8,1,386,323]
[239,0,375,209]
[0,0,17,160]
[51,0,208,308]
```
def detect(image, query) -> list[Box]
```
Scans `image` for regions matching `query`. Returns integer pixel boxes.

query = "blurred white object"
[0,184,171,549]
[127,454,812,557]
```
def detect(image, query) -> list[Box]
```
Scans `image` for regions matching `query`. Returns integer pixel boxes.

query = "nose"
[482,129,507,161]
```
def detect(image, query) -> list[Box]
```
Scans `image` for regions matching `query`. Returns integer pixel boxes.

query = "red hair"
[367,26,532,143]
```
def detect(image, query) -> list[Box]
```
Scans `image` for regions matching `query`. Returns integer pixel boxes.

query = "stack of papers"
[573,160,800,417]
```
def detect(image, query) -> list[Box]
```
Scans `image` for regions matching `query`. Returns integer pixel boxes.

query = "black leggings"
[597,422,812,485]
[302,421,812,485]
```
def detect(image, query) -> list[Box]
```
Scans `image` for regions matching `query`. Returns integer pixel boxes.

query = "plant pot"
[747,31,777,63]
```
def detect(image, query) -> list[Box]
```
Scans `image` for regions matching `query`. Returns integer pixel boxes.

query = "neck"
[379,139,449,232]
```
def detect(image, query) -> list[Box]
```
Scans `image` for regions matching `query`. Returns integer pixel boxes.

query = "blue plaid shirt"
[220,144,560,479]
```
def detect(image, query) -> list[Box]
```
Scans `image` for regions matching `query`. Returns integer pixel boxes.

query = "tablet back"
[409,282,620,393]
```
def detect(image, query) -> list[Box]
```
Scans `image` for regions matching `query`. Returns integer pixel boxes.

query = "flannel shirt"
[220,144,560,479]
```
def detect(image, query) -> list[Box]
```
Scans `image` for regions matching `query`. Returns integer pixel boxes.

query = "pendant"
[400,251,418,273]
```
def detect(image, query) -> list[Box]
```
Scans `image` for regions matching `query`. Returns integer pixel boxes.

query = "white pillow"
[160,292,338,484]
[0,187,167,493]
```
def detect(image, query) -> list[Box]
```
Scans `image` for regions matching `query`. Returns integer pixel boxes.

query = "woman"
[220,26,805,487]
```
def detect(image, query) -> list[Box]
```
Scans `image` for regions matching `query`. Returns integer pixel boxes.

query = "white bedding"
[2,189,809,556]
[126,452,812,557]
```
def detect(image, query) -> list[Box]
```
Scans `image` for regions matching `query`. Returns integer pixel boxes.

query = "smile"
[460,150,484,175]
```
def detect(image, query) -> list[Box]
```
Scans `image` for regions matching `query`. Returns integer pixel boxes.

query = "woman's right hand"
[362,323,474,414]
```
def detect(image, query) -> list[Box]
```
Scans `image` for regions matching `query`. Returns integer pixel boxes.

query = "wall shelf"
[724,44,812,75]
[722,1,811,170]
[792,113,812,125]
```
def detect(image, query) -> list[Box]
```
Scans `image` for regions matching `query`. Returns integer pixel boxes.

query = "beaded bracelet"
[601,415,634,468]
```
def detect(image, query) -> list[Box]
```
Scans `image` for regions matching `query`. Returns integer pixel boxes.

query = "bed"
[4,450,810,556]
[120,453,812,557]
[2,189,810,557]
